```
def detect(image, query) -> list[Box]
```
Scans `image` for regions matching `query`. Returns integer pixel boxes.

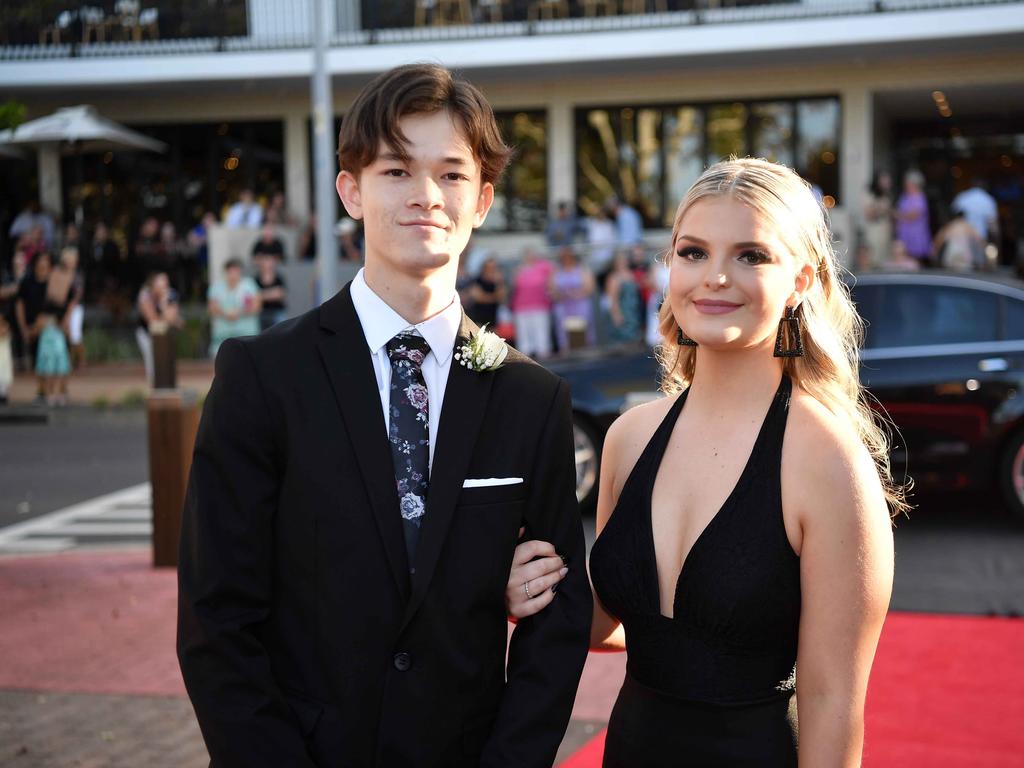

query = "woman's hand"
[505,535,568,620]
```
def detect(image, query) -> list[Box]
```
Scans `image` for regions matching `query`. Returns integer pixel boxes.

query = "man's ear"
[336,171,363,221]
[472,182,495,229]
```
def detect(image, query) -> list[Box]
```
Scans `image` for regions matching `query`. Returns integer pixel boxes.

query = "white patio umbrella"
[0,104,168,224]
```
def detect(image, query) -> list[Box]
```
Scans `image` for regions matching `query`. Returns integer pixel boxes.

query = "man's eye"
[675,246,706,261]
[442,172,467,181]
[384,169,407,177]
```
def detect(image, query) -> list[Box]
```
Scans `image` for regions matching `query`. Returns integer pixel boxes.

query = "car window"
[1006,298,1024,341]
[870,284,999,348]
[849,284,881,349]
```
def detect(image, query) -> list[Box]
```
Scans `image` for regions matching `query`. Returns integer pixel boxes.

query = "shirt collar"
[350,268,461,366]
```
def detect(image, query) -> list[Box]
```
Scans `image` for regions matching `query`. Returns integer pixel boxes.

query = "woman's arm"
[505,413,634,651]
[791,413,894,767]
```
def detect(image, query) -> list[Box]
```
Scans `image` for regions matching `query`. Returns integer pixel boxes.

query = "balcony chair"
[123,7,159,41]
[528,0,570,21]
[113,0,141,40]
[40,10,77,45]
[80,6,107,43]
[477,0,504,22]
[581,0,616,15]
[620,0,668,12]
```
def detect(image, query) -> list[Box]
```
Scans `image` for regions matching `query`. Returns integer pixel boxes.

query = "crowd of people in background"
[858,169,1004,273]
[0,169,1018,404]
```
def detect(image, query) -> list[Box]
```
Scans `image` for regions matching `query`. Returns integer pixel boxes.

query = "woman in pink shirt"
[511,247,554,359]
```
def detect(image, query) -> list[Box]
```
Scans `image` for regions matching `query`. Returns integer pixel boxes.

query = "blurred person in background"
[645,252,670,347]
[8,200,54,249]
[136,270,183,385]
[511,247,554,359]
[264,191,298,227]
[586,204,618,274]
[604,250,641,344]
[59,247,86,370]
[895,170,932,267]
[251,223,286,262]
[134,216,162,290]
[224,188,264,228]
[550,245,596,351]
[545,200,581,247]
[861,171,893,269]
[607,195,644,247]
[25,250,78,406]
[952,178,999,245]
[187,211,217,299]
[298,212,318,260]
[207,257,261,357]
[0,263,17,404]
[5,245,29,370]
[882,238,921,272]
[468,256,506,329]
[254,252,287,331]
[933,210,985,272]
[87,221,120,302]
[15,251,54,399]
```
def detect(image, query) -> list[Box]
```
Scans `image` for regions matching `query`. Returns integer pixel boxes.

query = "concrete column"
[841,83,873,229]
[38,145,63,223]
[547,95,575,213]
[284,109,311,224]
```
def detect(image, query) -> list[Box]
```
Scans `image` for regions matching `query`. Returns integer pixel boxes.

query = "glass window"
[751,102,794,167]
[663,107,704,226]
[1005,298,1024,340]
[706,103,747,164]
[871,285,999,348]
[796,99,840,206]
[577,107,639,220]
[483,110,548,232]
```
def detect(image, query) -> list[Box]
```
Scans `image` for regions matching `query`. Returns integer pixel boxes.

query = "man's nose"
[407,176,443,209]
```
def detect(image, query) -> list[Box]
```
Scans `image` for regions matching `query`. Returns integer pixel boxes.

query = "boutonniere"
[454,325,508,373]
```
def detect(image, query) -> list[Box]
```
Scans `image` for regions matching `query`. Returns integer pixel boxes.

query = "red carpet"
[562,612,1024,767]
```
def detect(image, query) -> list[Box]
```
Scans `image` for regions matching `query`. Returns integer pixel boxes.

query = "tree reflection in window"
[483,110,548,232]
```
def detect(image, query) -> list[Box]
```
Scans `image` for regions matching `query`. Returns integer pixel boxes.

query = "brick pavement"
[0,549,621,766]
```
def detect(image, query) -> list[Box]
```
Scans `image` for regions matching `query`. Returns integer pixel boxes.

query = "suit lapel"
[317,285,410,600]
[401,313,492,630]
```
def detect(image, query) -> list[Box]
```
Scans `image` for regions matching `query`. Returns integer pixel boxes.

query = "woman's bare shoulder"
[605,394,677,473]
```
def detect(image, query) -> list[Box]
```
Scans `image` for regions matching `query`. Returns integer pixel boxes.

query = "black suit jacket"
[177,283,592,767]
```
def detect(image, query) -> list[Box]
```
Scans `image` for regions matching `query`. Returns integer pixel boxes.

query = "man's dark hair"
[338,63,511,185]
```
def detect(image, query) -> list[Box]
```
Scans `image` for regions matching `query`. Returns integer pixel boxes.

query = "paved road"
[2,409,1024,615]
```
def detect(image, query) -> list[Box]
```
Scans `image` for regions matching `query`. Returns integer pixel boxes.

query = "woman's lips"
[693,300,742,315]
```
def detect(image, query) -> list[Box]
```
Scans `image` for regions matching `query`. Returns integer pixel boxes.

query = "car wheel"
[998,428,1024,520]
[573,415,601,514]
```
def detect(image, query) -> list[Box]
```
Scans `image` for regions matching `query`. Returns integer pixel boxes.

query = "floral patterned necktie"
[385,332,432,571]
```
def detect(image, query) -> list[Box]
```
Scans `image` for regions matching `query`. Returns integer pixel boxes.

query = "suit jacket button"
[393,652,412,672]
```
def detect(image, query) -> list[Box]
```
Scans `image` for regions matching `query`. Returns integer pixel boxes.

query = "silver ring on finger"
[524,580,533,599]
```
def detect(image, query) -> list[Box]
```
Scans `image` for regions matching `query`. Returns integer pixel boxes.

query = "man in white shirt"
[952,181,999,242]
[223,188,264,228]
[178,63,591,768]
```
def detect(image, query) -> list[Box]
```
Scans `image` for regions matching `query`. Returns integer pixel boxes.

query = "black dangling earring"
[774,305,804,358]
[677,327,698,347]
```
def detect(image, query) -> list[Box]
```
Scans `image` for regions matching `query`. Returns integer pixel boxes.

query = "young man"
[177,64,592,767]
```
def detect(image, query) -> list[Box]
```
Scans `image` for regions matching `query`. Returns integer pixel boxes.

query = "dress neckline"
[646,375,792,621]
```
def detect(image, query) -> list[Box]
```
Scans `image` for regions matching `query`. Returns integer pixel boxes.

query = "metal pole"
[311,0,337,303]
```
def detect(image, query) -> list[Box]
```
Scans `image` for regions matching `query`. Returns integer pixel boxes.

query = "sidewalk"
[0,548,622,767]
[6,360,215,409]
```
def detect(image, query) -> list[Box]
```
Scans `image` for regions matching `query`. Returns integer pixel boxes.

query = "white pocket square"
[462,477,524,488]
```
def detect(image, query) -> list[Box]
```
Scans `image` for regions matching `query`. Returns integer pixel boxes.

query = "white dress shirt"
[350,268,461,472]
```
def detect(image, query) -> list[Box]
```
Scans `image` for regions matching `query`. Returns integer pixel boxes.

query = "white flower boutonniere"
[454,326,508,373]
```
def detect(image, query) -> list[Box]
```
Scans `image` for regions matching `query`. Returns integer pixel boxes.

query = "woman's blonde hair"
[656,158,910,516]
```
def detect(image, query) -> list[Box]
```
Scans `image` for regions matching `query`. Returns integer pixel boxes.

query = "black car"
[547,271,1024,518]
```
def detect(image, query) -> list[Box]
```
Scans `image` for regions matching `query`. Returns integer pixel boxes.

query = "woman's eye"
[675,246,705,261]
[739,249,771,265]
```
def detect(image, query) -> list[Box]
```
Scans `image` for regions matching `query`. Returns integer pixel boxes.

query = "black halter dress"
[589,376,801,767]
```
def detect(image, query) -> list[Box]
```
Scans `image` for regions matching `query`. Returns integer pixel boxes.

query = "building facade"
[2,0,1023,266]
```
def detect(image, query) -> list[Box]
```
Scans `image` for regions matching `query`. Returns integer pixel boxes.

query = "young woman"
[507,158,903,766]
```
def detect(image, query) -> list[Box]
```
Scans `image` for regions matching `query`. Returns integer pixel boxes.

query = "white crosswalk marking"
[0,483,153,554]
